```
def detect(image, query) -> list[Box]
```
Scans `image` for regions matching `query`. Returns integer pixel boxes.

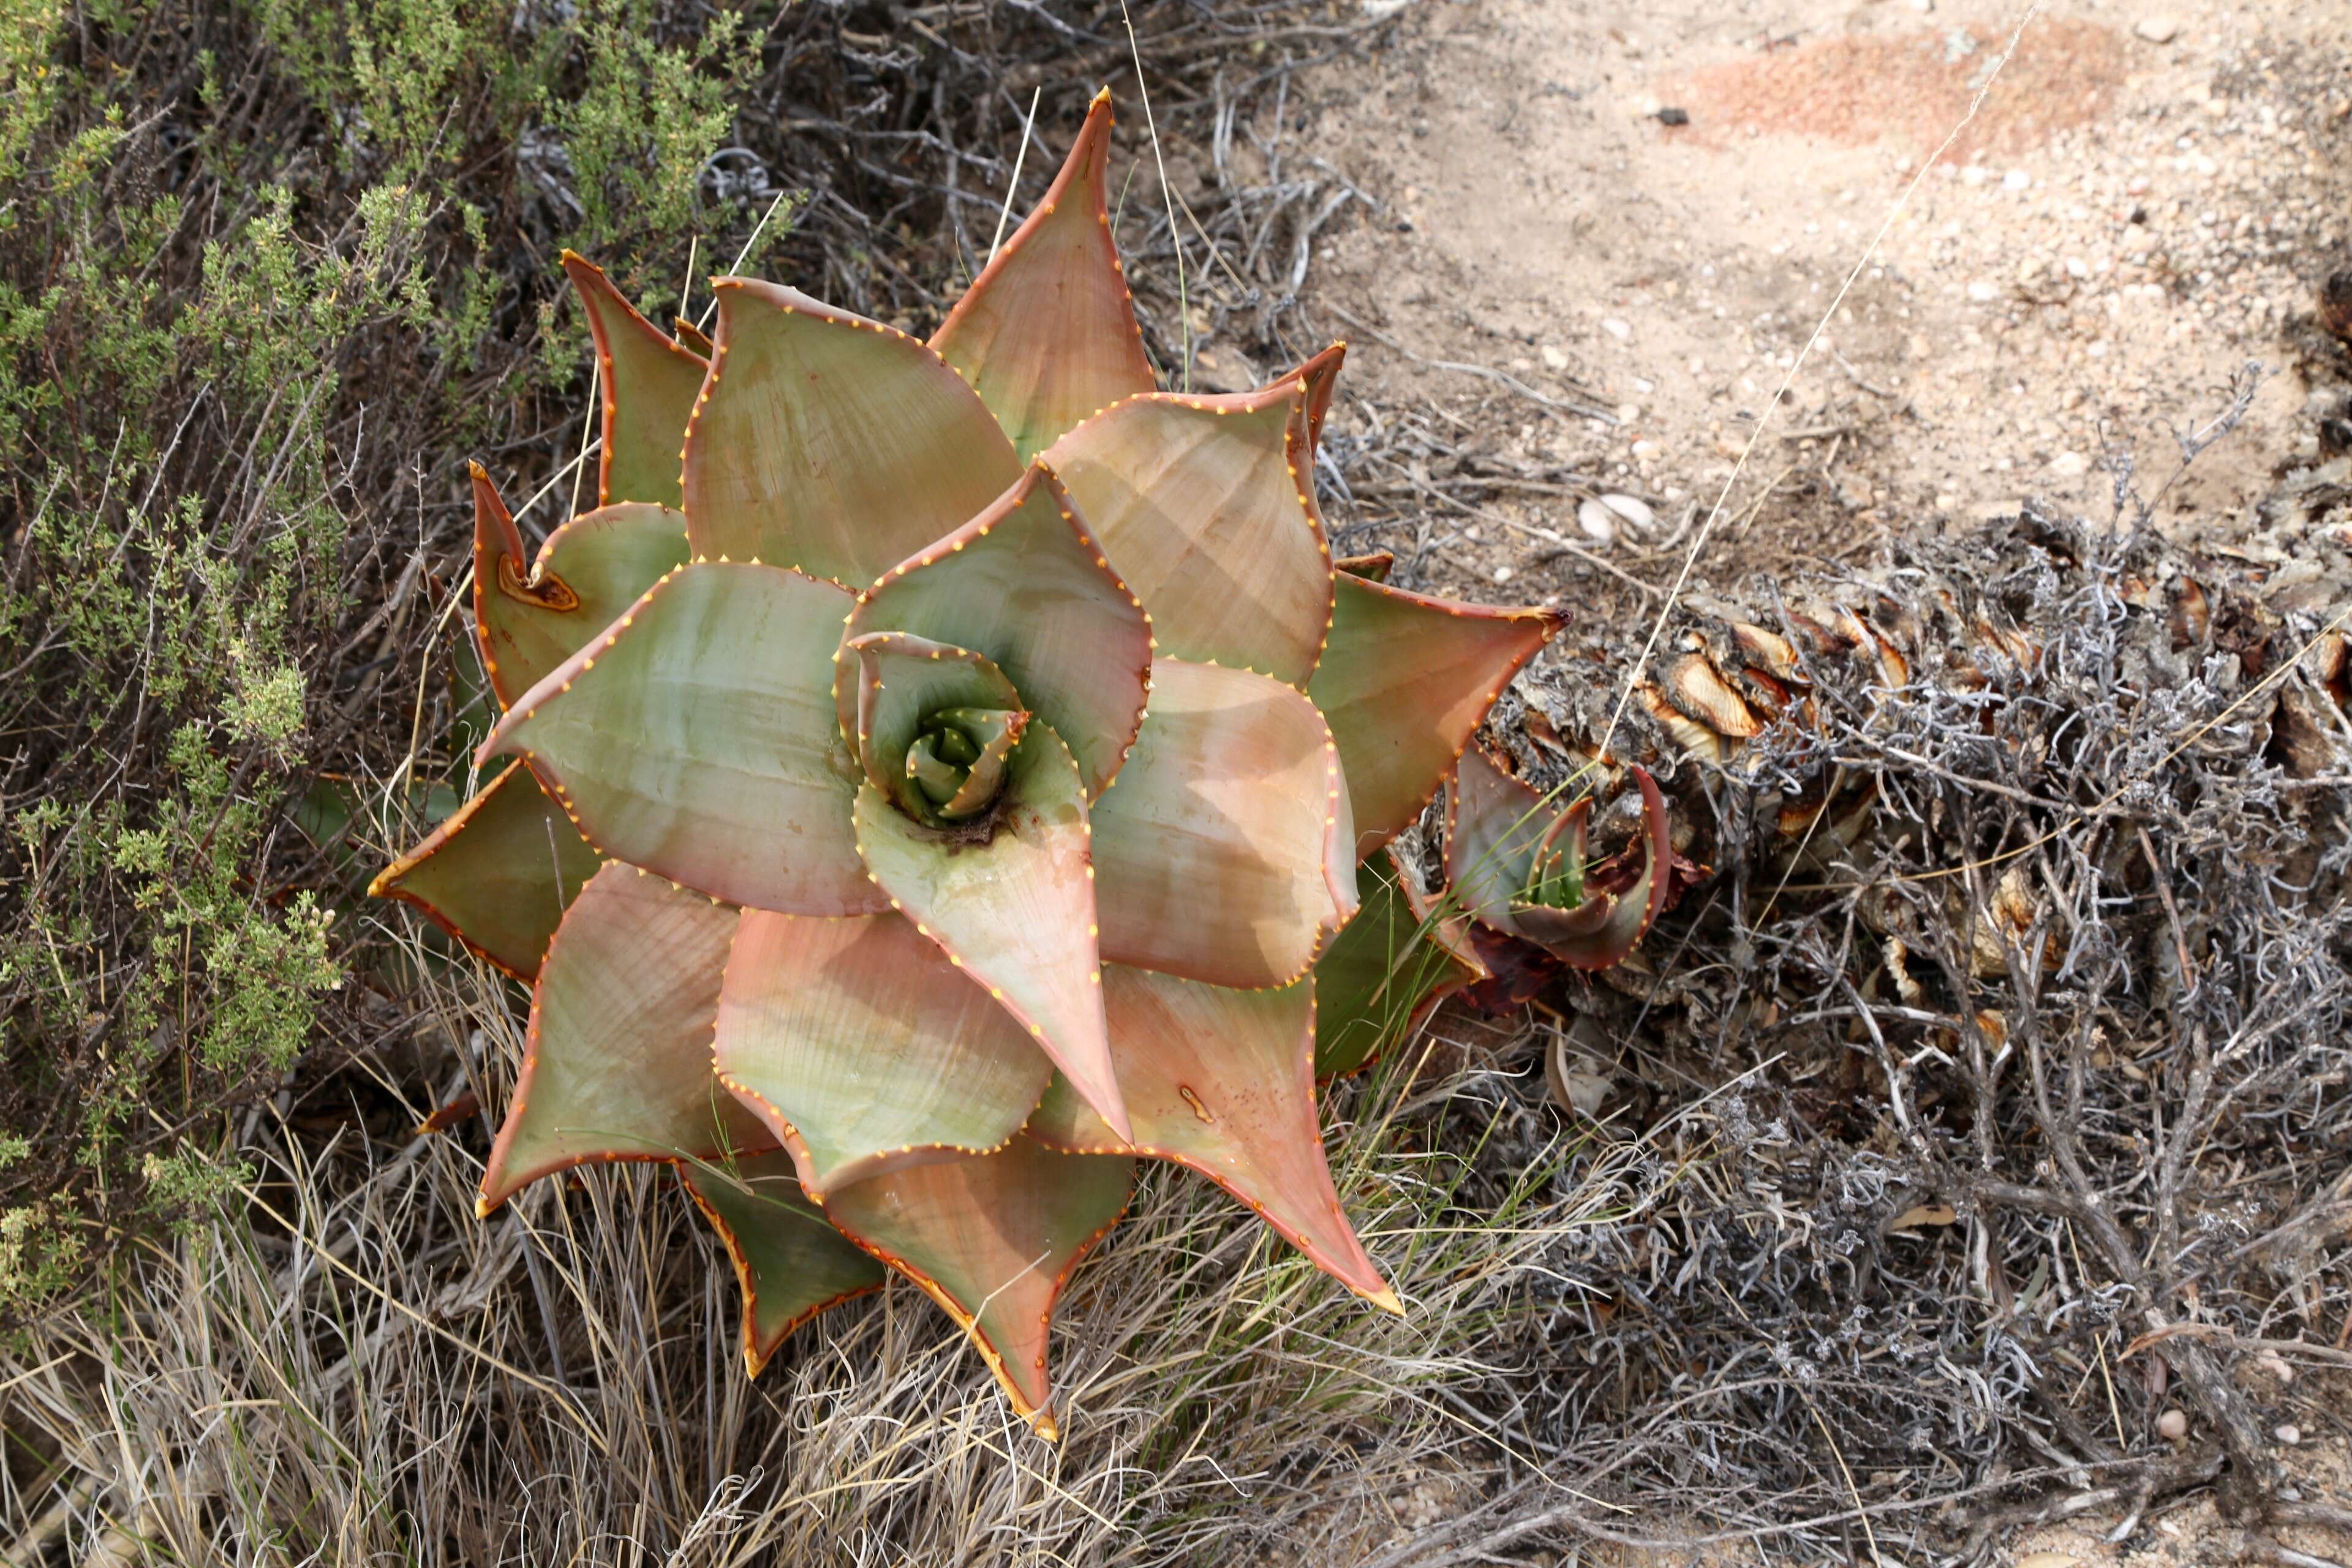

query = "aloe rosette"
[372,91,1562,1436]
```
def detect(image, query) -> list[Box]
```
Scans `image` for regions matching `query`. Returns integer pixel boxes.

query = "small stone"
[2275,1424,2301,1445]
[1575,498,1619,542]
[1630,439,1659,461]
[1491,565,1515,584]
[1600,317,1632,341]
[1960,164,1991,187]
[2157,1408,2189,1440]
[2050,451,2089,477]
[1934,492,1959,513]
[2002,169,2032,191]
[1540,344,1569,371]
[1616,402,1641,423]
[1967,280,2000,303]
[1597,492,1657,530]
[2135,16,2179,44]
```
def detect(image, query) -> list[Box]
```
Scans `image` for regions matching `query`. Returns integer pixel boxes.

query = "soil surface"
[1283,0,2352,614]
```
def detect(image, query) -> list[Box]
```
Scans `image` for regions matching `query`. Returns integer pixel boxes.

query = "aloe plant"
[372,91,1561,1436]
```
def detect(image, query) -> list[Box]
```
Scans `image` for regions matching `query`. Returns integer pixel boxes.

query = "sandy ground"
[1286,0,2352,611]
[1266,0,2352,1558]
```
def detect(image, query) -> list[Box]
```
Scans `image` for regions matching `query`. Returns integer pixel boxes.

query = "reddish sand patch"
[1672,20,2127,161]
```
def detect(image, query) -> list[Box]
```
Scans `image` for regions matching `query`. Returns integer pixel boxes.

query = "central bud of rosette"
[840,630,1038,832]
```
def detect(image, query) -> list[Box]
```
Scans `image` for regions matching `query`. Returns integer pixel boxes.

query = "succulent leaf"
[930,89,1157,461]
[1444,748,1673,970]
[368,759,603,981]
[478,862,769,1213]
[849,464,1150,799]
[821,1136,1134,1438]
[481,562,884,916]
[683,277,1020,586]
[1288,341,1346,458]
[1311,849,1486,1079]
[1332,549,1395,583]
[1307,572,1562,855]
[1027,967,1396,1308]
[470,469,691,709]
[1045,381,1333,687]
[714,911,1052,1197]
[679,1150,886,1376]
[851,725,1128,1140]
[1091,660,1357,989]
[837,630,1026,821]
[560,252,709,508]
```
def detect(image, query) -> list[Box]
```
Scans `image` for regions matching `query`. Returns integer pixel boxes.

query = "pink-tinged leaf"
[680,1150,885,1376]
[561,252,709,508]
[1307,572,1562,855]
[469,467,690,709]
[1092,660,1357,989]
[368,760,603,981]
[478,863,770,1213]
[481,562,883,916]
[850,464,1151,799]
[1443,749,1672,971]
[1044,382,1333,686]
[1287,341,1346,458]
[851,725,1129,1140]
[1443,746,1561,937]
[835,630,1023,812]
[930,89,1157,461]
[1509,766,1673,970]
[1311,849,1486,1079]
[821,1136,1134,1438]
[671,315,714,357]
[1027,967,1398,1308]
[683,277,1020,587]
[714,912,1052,1198]
[1332,549,1395,583]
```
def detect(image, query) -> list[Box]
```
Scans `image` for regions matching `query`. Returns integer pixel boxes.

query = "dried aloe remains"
[373,92,1561,1436]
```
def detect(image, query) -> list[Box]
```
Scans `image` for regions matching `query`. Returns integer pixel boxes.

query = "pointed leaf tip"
[680,1151,886,1376]
[562,253,708,508]
[473,496,691,709]
[688,278,1019,586]
[933,90,1154,461]
[822,1137,1133,1435]
[1308,573,1562,854]
[1027,966,1393,1305]
[478,863,769,1212]
[853,726,1129,1140]
[371,760,601,981]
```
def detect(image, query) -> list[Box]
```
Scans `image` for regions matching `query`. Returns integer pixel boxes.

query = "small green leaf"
[1311,850,1483,1079]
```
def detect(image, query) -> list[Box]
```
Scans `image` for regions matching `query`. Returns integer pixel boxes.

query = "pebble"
[2002,169,2032,192]
[1575,498,1619,541]
[1967,280,2000,303]
[2275,1423,2301,1445]
[1600,317,1632,341]
[2050,451,2089,477]
[1540,344,1569,371]
[2135,17,2180,44]
[1491,565,1515,583]
[1597,492,1657,530]
[2158,1408,2189,1440]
